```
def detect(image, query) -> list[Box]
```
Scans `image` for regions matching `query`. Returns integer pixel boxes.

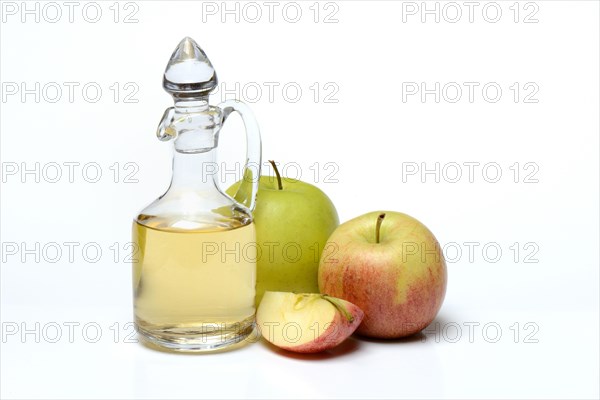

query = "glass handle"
[218,100,262,212]
[156,107,176,141]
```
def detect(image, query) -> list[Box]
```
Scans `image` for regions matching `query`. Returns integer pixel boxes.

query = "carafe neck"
[170,146,218,191]
[174,96,209,112]
[166,96,224,192]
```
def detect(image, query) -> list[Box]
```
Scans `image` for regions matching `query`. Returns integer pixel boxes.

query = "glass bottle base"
[135,316,256,353]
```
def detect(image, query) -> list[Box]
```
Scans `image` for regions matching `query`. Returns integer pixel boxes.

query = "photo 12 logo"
[1,321,140,344]
[402,82,540,104]
[196,160,340,185]
[212,81,340,104]
[1,162,140,184]
[1,1,140,23]
[422,321,540,343]
[401,1,539,24]
[401,162,540,184]
[200,1,340,23]
[1,241,138,265]
[1,82,139,104]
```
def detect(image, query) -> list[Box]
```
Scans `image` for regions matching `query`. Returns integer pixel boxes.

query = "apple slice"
[256,291,364,353]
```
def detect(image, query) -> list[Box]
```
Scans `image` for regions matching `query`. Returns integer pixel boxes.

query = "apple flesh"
[256,291,364,353]
[318,211,447,339]
[227,161,339,306]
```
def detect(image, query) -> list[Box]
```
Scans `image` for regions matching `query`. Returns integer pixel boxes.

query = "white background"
[1,1,599,399]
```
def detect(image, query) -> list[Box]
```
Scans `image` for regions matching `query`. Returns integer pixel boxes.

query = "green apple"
[318,211,447,338]
[227,161,339,305]
[256,291,364,353]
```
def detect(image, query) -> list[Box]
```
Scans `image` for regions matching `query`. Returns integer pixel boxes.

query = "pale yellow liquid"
[132,216,256,352]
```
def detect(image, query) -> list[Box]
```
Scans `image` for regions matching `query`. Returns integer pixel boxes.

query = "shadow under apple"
[352,314,453,344]
[258,314,455,357]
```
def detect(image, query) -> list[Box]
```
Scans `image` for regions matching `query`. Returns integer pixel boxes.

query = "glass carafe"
[132,37,261,352]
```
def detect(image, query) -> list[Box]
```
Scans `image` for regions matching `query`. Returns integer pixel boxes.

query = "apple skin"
[256,291,364,353]
[318,211,447,339]
[228,176,339,305]
[285,300,363,353]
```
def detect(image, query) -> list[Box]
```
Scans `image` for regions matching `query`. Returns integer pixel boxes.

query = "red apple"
[256,291,364,353]
[318,211,447,338]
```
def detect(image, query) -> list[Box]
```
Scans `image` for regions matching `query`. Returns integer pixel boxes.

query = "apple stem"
[323,295,354,323]
[376,213,386,244]
[268,160,283,190]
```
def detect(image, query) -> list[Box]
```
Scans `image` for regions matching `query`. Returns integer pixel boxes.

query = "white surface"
[1,1,599,399]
